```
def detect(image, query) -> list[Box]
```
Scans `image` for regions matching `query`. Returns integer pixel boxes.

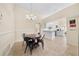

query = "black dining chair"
[40,34,45,49]
[22,33,45,55]
[36,34,45,49]
[22,33,26,47]
[22,33,33,55]
[24,36,35,55]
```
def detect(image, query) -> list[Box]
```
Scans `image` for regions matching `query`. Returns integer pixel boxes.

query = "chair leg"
[22,41,24,47]
[41,40,44,49]
[24,45,28,53]
[29,44,33,55]
[30,48,32,55]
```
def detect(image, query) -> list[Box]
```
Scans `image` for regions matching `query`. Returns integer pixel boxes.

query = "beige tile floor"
[8,37,77,56]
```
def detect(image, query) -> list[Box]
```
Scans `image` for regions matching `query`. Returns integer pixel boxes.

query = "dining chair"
[40,34,45,49]
[24,37,35,55]
[22,33,26,47]
[36,34,45,49]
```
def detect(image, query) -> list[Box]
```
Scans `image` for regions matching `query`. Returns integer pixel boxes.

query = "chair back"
[23,33,25,38]
[41,34,45,40]
[24,36,35,45]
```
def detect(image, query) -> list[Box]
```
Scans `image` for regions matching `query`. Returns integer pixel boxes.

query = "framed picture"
[69,19,76,27]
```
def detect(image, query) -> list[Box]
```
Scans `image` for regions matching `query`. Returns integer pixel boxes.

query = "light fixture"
[26,14,37,21]
[26,3,37,21]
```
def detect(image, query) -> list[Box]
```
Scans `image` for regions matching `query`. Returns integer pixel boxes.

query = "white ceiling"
[16,3,74,19]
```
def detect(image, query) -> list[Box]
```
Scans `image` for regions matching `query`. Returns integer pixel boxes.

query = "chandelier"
[26,14,37,20]
[26,3,37,21]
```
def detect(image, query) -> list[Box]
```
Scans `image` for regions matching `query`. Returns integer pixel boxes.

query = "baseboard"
[0,31,14,36]
[3,41,15,56]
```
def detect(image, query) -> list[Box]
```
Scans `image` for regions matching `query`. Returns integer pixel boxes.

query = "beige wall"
[0,4,39,55]
[66,16,79,55]
[0,4,15,55]
[14,5,38,42]
[78,17,79,55]
[66,16,79,46]
[42,4,79,23]
[0,4,42,55]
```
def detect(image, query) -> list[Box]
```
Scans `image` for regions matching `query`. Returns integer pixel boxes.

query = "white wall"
[0,4,15,55]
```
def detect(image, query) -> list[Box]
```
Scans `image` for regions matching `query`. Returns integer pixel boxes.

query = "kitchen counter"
[42,29,56,40]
